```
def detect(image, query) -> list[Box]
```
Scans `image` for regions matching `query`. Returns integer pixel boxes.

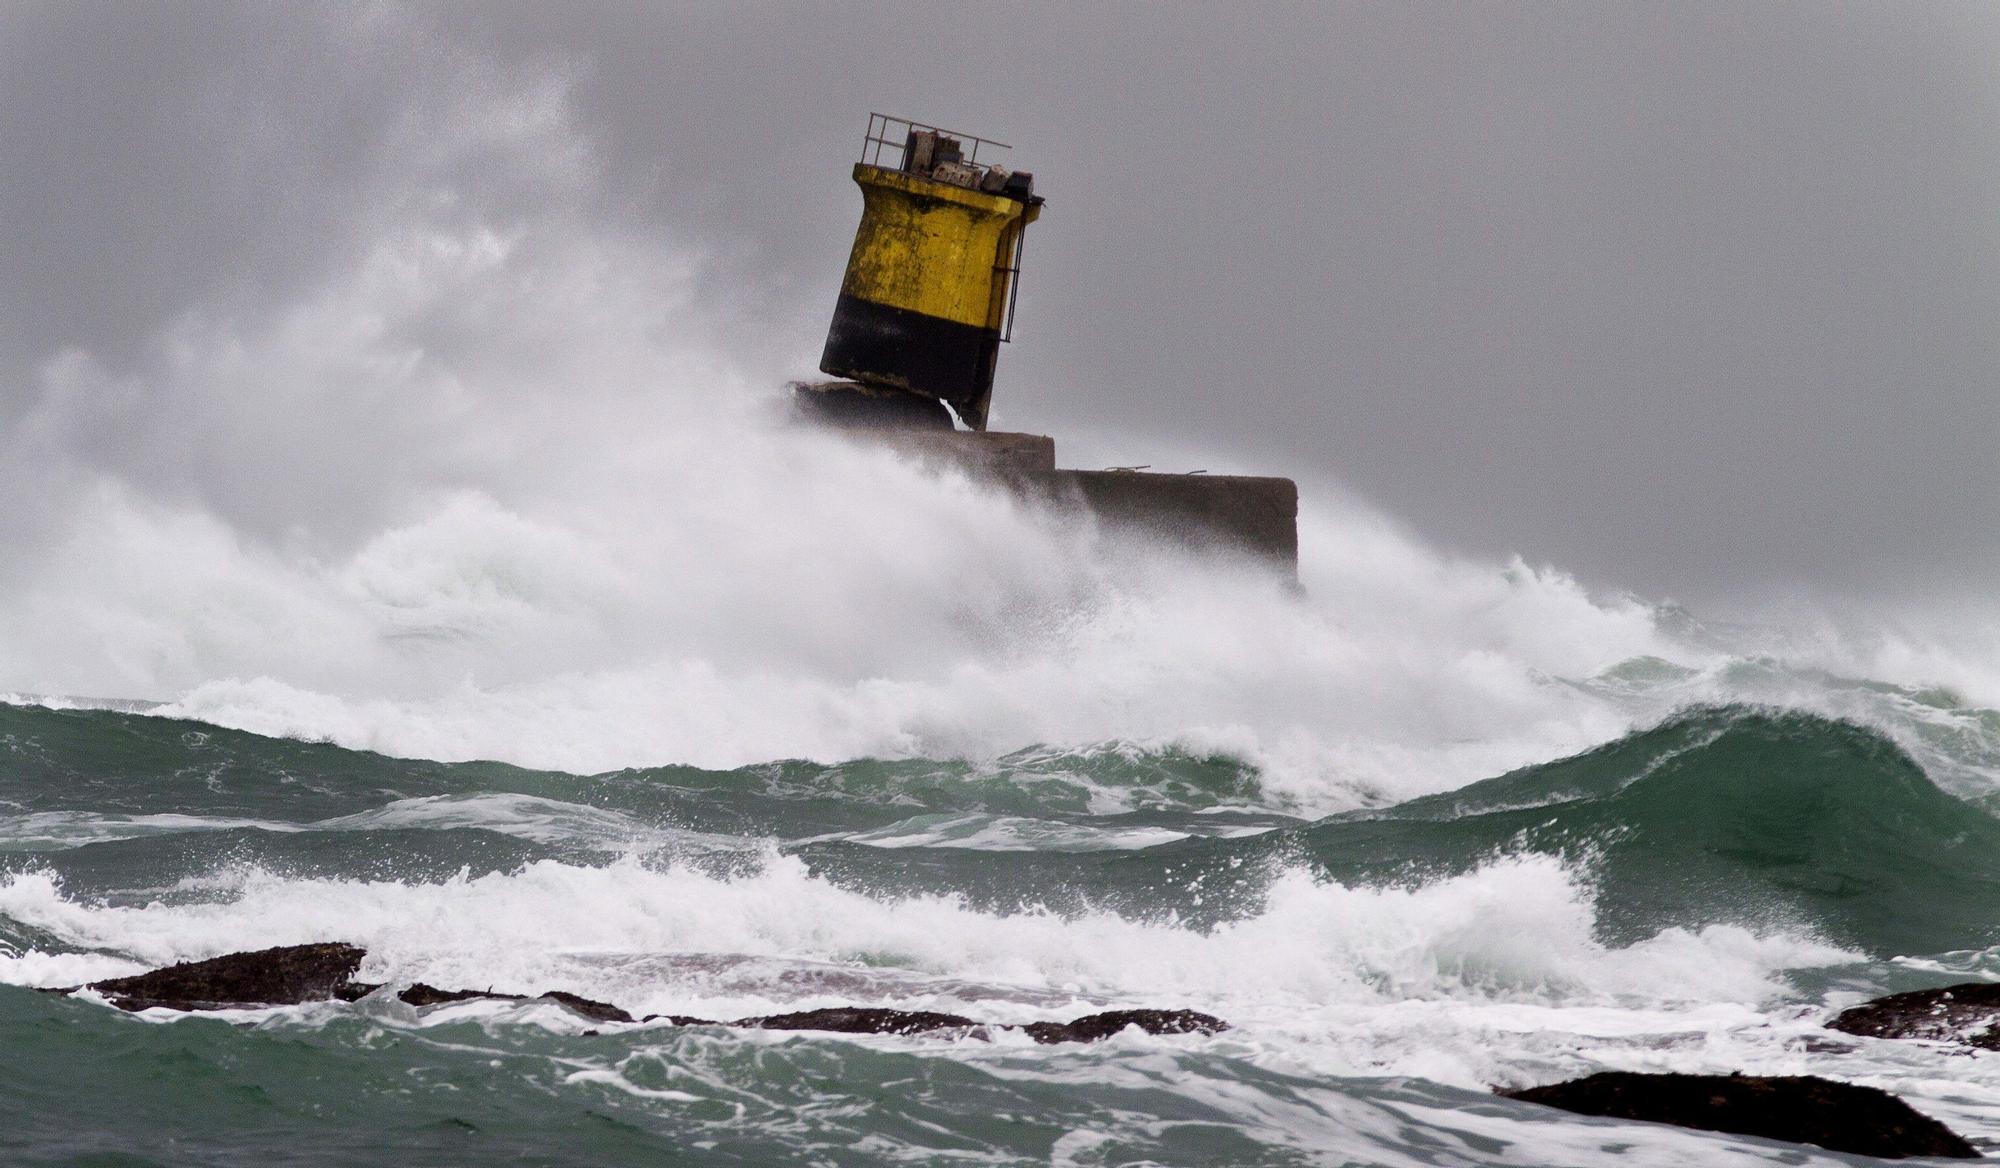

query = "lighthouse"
[795,115,1299,574]
[817,115,1042,431]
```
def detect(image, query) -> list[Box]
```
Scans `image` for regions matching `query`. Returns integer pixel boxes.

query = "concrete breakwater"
[795,385,1299,571]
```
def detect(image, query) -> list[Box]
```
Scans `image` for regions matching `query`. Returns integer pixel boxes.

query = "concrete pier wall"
[865,429,1057,474]
[1026,469,1298,566]
[840,426,1298,570]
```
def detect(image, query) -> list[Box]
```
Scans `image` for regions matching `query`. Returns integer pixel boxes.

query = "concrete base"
[865,429,1057,475]
[1023,469,1298,567]
[791,380,955,430]
[817,421,1298,571]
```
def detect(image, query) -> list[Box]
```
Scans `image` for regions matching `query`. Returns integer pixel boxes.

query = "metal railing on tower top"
[860,112,1011,172]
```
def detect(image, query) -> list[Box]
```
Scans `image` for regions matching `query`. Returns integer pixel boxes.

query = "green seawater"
[5,701,2000,1166]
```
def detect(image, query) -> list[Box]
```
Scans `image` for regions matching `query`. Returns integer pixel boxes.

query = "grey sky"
[5,1,1997,606]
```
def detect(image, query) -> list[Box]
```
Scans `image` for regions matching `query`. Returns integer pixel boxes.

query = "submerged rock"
[65,944,1229,1043]
[1826,981,2000,1048]
[397,983,524,1008]
[1022,1008,1227,1044]
[82,943,373,1012]
[540,990,635,1024]
[396,983,633,1023]
[1500,1071,1976,1160]
[733,1006,1227,1043]
[741,1007,979,1036]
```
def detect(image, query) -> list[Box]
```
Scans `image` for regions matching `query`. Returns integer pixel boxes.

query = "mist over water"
[7,14,2000,1166]
[6,264,1997,814]
[0,139,1679,807]
[1,7,1995,809]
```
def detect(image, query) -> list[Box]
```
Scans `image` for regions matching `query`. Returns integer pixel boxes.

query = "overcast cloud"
[4,1,1997,607]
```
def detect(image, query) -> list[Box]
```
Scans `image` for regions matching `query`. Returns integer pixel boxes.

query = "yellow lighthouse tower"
[818,115,1042,431]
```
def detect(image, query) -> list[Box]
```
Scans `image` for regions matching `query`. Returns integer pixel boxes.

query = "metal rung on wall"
[994,228,1025,343]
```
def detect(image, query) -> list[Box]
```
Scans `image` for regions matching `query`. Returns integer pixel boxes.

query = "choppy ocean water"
[7,670,2000,1165]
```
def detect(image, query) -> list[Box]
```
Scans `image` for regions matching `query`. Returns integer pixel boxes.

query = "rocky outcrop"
[66,943,377,1012]
[740,1007,979,1036]
[723,1005,1227,1043]
[1021,1008,1223,1044]
[1826,981,2000,1049]
[1500,1071,1976,1160]
[540,990,636,1024]
[397,982,515,1008]
[56,943,1227,1043]
[393,983,634,1023]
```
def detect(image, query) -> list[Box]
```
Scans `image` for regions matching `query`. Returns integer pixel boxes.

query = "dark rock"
[540,991,635,1024]
[1022,1008,1229,1044]
[739,1007,979,1036]
[1798,1034,1860,1055]
[1827,981,2000,1049]
[87,943,370,1012]
[398,983,524,1008]
[396,984,632,1023]
[66,945,1234,1045]
[730,1006,1225,1043]
[1500,1071,1976,1160]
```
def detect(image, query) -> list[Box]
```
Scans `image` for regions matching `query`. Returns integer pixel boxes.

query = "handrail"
[860,113,1011,170]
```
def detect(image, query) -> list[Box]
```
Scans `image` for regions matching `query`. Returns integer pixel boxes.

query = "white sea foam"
[0,852,1847,1039]
[831,813,1197,852]
[9,845,1944,1157]
[0,464,1692,818]
[0,796,748,855]
[3,66,1992,819]
[0,949,149,988]
[0,811,302,851]
[313,793,748,853]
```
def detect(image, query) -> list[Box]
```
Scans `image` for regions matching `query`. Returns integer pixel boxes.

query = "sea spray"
[0,847,1850,1019]
[4,20,2000,1160]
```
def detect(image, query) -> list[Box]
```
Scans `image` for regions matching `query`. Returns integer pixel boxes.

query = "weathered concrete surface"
[1827,981,2000,1048]
[794,403,1299,570]
[842,429,1297,567]
[792,380,954,429]
[869,429,1057,474]
[1500,1071,1977,1160]
[1023,469,1298,567]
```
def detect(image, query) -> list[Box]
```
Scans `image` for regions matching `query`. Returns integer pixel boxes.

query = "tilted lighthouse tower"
[818,115,1042,431]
